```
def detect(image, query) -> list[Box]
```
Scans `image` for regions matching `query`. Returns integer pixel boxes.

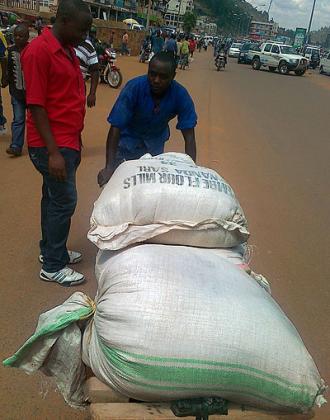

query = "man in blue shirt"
[164,33,177,57]
[151,30,164,55]
[98,51,197,187]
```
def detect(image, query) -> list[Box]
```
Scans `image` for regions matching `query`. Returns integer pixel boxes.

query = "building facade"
[196,15,217,35]
[164,0,194,29]
[0,0,137,20]
[250,20,278,41]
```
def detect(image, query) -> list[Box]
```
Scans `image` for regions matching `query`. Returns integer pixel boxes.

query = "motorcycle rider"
[215,42,228,65]
[139,35,151,62]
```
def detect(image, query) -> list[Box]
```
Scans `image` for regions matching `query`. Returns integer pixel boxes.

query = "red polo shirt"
[21,29,85,151]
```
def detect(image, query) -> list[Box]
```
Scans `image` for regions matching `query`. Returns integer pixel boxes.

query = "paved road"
[0,51,329,419]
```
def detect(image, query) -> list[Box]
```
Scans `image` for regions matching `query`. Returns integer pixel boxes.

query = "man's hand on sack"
[98,167,115,187]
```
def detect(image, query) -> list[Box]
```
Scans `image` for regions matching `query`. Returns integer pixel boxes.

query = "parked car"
[301,45,320,62]
[251,42,308,76]
[246,43,261,63]
[228,43,242,58]
[319,52,330,75]
[238,42,260,64]
[129,23,145,31]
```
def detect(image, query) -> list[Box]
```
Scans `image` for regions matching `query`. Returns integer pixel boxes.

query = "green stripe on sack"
[99,341,315,409]
[3,306,93,367]
[126,378,294,408]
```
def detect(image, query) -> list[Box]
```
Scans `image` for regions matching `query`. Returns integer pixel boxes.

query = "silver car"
[229,43,242,58]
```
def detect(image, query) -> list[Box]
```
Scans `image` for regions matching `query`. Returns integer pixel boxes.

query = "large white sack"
[83,244,326,413]
[88,153,249,250]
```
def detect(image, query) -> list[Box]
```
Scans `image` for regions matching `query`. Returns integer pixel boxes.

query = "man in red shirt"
[21,0,92,286]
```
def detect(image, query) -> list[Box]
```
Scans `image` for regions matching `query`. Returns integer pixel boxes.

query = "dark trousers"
[10,96,26,151]
[29,147,81,272]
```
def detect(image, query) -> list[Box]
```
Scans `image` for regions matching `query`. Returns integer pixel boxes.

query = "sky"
[247,0,330,30]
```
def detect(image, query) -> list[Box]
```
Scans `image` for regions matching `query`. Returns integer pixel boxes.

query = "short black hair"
[149,51,176,75]
[56,0,91,19]
[14,22,29,34]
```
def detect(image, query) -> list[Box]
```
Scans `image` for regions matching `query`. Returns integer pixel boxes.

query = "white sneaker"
[39,250,82,264]
[40,267,85,287]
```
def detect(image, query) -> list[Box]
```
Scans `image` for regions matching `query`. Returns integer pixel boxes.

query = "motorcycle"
[139,42,152,63]
[215,52,226,71]
[99,48,123,89]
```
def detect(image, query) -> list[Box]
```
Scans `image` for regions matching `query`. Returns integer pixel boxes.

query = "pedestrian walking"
[151,30,164,55]
[203,38,208,51]
[109,31,115,49]
[75,38,99,108]
[197,38,202,52]
[176,36,183,68]
[180,36,190,70]
[4,24,29,157]
[121,31,129,56]
[0,30,8,134]
[35,16,43,36]
[164,33,177,58]
[21,0,92,286]
[98,51,197,187]
[189,37,197,58]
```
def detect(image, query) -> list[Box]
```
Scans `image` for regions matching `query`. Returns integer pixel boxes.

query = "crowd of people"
[0,0,197,286]
[140,31,199,70]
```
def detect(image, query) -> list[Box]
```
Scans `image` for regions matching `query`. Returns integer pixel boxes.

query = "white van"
[302,45,320,61]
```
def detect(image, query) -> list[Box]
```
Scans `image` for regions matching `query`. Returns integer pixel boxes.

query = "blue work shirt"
[151,35,164,54]
[108,75,197,159]
[164,38,177,54]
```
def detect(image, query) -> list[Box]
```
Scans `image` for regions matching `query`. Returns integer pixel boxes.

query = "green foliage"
[195,0,267,35]
[310,26,330,47]
[183,12,197,33]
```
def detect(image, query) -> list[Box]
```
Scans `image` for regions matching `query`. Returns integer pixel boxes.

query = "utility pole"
[267,0,273,16]
[307,0,317,43]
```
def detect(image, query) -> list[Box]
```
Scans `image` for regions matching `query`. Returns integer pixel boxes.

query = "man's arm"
[176,88,198,162]
[182,128,196,162]
[97,125,120,187]
[30,105,67,181]
[87,63,99,108]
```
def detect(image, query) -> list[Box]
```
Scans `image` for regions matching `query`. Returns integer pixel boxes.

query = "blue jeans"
[29,147,81,272]
[10,97,26,150]
[0,88,7,126]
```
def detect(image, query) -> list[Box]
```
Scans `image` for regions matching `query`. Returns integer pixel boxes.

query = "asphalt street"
[0,50,329,419]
